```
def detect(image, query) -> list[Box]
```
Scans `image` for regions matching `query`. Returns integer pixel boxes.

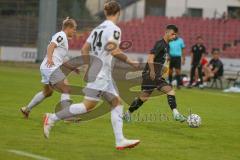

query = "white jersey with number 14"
[86,20,121,80]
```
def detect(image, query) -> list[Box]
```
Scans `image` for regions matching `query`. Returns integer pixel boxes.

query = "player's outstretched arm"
[110,46,139,69]
[81,42,91,65]
[46,42,57,67]
[80,42,92,80]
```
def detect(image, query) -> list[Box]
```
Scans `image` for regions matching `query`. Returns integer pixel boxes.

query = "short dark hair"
[104,0,121,16]
[212,48,220,54]
[166,25,178,33]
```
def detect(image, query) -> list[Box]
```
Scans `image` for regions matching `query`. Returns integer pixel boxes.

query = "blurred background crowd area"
[1,0,240,58]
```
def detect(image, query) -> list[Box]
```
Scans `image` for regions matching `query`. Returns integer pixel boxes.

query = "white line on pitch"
[187,89,238,98]
[7,149,53,160]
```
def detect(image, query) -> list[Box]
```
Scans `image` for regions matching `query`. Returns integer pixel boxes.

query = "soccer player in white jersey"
[43,1,140,150]
[20,18,78,118]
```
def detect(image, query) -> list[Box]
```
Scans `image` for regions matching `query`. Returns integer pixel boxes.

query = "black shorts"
[141,74,171,93]
[170,57,181,69]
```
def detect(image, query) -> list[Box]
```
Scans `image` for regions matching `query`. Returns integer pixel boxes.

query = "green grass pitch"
[0,64,240,160]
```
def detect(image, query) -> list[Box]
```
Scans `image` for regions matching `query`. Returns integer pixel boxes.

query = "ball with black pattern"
[187,114,202,128]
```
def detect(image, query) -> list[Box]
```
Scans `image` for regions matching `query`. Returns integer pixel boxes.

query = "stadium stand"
[222,44,240,58]
[69,16,240,58]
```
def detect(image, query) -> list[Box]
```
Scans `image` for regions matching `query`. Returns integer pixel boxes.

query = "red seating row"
[222,44,240,58]
[69,16,240,58]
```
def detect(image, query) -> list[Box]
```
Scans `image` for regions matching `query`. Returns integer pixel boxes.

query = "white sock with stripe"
[111,105,124,144]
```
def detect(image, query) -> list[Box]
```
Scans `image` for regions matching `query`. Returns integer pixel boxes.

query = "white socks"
[173,108,180,116]
[52,103,87,122]
[69,103,87,115]
[26,92,70,112]
[50,103,125,145]
[61,93,70,101]
[26,91,45,111]
[111,105,124,144]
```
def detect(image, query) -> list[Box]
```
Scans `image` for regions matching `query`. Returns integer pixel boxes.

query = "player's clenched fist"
[46,58,54,68]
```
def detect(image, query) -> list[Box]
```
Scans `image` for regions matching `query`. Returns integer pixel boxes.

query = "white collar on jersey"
[104,20,116,25]
[60,30,68,39]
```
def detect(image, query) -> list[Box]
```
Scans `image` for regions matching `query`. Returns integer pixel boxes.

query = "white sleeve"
[86,31,94,44]
[107,27,121,45]
[51,32,65,47]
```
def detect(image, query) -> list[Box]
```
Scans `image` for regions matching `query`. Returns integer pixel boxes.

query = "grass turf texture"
[0,64,240,160]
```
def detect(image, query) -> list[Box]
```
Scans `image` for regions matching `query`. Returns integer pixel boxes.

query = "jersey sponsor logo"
[114,31,120,40]
[57,36,63,43]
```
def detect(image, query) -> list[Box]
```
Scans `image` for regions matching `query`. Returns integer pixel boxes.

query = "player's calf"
[20,91,47,118]
[123,97,145,122]
[129,97,145,113]
[167,90,186,122]
[43,102,90,138]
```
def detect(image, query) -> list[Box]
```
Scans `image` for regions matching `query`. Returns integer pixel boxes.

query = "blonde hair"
[62,17,77,30]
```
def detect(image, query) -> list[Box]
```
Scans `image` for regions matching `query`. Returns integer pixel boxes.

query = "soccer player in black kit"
[123,25,186,122]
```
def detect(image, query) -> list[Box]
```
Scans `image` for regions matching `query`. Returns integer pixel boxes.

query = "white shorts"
[40,67,66,85]
[83,77,119,102]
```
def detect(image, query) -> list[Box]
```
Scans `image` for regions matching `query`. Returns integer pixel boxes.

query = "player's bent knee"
[44,91,53,97]
[139,96,148,102]
[61,88,71,94]
[83,99,98,111]
[139,94,150,102]
[167,89,175,96]
[139,91,151,102]
[110,97,121,107]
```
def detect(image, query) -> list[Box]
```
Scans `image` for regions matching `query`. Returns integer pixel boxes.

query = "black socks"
[176,75,181,86]
[167,95,177,110]
[128,97,144,113]
[129,95,177,113]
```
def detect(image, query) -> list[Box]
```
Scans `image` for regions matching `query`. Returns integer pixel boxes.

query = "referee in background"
[168,36,186,89]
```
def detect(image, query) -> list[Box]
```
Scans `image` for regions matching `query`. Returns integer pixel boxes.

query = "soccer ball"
[187,114,201,128]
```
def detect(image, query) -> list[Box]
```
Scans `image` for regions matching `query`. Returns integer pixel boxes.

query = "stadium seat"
[70,16,240,57]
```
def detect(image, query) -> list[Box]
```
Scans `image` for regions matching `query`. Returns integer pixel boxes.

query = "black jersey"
[209,59,224,77]
[143,39,169,77]
[191,44,206,65]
